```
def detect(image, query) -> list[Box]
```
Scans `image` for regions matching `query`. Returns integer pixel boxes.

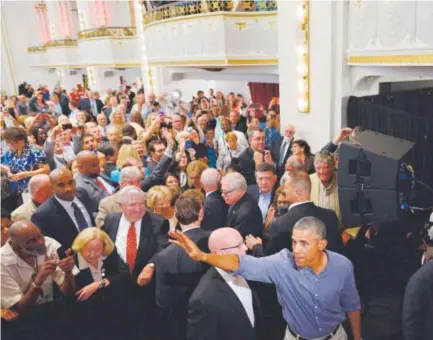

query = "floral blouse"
[1,143,47,193]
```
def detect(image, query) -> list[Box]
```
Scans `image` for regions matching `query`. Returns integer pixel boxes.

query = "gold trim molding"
[347,54,433,64]
[41,63,141,69]
[45,39,78,48]
[78,27,137,40]
[28,46,47,53]
[143,0,277,26]
[148,58,278,66]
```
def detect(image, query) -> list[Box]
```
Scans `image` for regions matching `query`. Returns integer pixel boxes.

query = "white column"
[278,0,347,152]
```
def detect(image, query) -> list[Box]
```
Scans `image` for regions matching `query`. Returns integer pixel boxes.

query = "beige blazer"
[11,200,38,222]
[310,172,343,229]
[95,192,121,228]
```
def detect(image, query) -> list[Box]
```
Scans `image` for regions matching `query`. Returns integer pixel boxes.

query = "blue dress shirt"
[258,191,272,220]
[235,249,360,339]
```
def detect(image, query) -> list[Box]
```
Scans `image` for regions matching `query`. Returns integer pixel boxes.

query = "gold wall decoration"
[28,46,47,53]
[296,1,310,113]
[142,0,277,26]
[235,22,247,31]
[77,27,137,40]
[129,0,136,27]
[347,54,433,64]
[44,39,78,48]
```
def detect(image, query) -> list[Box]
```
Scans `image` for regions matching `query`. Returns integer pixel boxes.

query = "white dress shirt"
[115,214,142,263]
[288,200,314,210]
[216,268,255,327]
[55,196,92,231]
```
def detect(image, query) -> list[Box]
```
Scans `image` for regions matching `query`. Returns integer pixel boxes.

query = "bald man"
[1,221,75,314]
[201,168,228,231]
[11,174,53,222]
[31,169,94,248]
[187,228,263,340]
[75,150,114,213]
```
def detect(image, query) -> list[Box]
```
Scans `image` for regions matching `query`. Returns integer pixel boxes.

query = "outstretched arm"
[169,231,240,272]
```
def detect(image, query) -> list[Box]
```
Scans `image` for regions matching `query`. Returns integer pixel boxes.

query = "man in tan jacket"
[310,151,342,229]
[95,166,142,227]
[11,174,53,222]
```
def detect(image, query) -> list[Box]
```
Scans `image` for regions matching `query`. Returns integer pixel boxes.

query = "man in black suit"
[229,109,248,134]
[155,196,210,340]
[79,91,103,118]
[247,163,278,222]
[246,171,343,256]
[187,227,263,340]
[271,124,296,178]
[31,168,94,249]
[236,127,276,185]
[222,172,263,238]
[52,91,71,116]
[102,185,168,338]
[200,168,228,231]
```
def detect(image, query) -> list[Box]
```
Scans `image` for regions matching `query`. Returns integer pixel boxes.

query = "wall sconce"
[296,1,310,113]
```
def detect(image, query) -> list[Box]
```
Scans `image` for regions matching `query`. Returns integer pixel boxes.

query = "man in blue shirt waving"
[170,216,361,340]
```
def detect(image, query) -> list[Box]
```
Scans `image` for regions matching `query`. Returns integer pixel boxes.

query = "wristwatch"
[98,279,106,289]
[147,263,155,268]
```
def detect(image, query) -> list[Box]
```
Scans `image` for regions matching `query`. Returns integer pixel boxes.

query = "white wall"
[1,1,58,93]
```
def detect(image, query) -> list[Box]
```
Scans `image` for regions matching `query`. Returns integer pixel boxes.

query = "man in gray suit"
[75,151,113,213]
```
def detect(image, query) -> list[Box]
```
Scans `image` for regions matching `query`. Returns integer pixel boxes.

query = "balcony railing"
[28,46,47,53]
[44,39,78,48]
[143,0,278,25]
[77,27,137,40]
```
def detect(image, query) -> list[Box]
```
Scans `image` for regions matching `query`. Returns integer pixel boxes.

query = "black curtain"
[346,87,433,196]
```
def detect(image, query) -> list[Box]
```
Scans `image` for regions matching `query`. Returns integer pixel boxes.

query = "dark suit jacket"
[141,154,173,192]
[79,98,103,115]
[202,190,228,231]
[53,91,71,116]
[73,247,131,291]
[226,193,263,238]
[321,141,338,154]
[252,202,343,257]
[155,228,210,339]
[187,267,264,340]
[75,172,110,214]
[271,136,293,177]
[31,195,95,249]
[234,116,248,134]
[102,212,169,280]
[236,148,276,186]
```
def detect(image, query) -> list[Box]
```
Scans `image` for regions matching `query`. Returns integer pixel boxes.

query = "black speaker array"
[337,130,415,226]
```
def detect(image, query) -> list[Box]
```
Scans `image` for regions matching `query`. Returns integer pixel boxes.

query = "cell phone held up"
[62,124,73,130]
[185,140,192,150]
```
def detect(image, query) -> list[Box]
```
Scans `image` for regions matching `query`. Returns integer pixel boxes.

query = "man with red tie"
[102,185,169,337]
[75,151,115,213]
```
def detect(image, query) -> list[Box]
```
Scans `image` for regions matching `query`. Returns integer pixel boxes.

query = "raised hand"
[168,230,204,262]
[76,282,100,301]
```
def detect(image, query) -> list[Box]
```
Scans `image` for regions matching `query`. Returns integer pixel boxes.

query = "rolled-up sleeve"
[234,250,288,284]
[339,262,361,311]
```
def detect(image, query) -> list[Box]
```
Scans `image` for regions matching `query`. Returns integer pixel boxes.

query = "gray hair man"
[200,168,228,231]
[11,175,53,222]
[221,172,263,237]
[95,166,143,227]
[280,155,306,186]
[102,185,168,287]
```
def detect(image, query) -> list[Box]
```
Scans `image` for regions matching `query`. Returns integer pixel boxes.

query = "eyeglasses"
[220,241,244,251]
[221,188,237,196]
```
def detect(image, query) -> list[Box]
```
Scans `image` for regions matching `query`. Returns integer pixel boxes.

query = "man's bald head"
[9,221,46,257]
[208,228,247,255]
[29,174,53,204]
[50,168,76,201]
[200,168,221,192]
[76,151,100,178]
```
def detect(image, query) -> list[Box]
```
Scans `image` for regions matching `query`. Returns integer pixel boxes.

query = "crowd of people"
[0,83,431,340]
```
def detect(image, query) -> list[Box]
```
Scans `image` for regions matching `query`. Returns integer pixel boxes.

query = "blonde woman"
[71,228,130,301]
[146,185,177,231]
[186,160,208,192]
[109,110,126,131]
[109,144,143,183]
[216,131,246,172]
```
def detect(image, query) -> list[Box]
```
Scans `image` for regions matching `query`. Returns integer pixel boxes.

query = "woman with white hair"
[71,227,130,301]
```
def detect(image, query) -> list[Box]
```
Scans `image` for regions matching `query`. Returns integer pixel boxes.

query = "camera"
[160,122,172,129]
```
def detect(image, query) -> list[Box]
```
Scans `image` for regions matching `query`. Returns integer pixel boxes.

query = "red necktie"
[95,177,108,192]
[126,222,137,273]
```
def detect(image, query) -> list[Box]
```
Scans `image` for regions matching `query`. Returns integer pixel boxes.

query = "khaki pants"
[284,325,347,340]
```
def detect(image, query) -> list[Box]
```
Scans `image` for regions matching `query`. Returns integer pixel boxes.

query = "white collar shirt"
[115,214,142,263]
[76,253,105,281]
[55,196,92,231]
[216,268,255,327]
